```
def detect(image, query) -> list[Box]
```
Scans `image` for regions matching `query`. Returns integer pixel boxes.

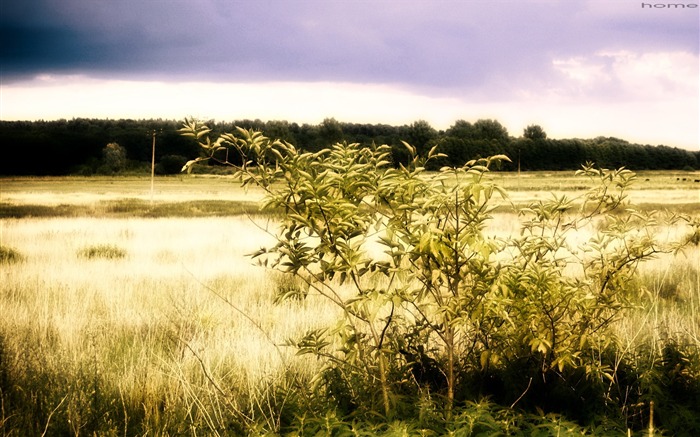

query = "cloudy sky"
[1,0,698,149]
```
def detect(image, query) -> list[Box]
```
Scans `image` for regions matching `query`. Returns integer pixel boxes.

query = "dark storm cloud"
[1,24,86,71]
[1,0,697,89]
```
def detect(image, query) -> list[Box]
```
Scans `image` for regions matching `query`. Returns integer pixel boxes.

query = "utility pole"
[150,130,157,206]
[517,147,521,185]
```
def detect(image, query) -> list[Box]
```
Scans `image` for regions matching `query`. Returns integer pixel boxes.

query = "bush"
[180,120,695,432]
[156,154,189,175]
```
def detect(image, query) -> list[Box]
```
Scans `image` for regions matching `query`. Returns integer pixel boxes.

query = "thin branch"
[510,377,533,409]
[181,265,290,369]
[41,395,67,437]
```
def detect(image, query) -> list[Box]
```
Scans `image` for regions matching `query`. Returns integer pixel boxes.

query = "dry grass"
[0,173,698,434]
[0,216,341,434]
[0,175,264,206]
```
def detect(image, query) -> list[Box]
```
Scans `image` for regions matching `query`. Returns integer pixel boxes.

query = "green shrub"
[181,120,696,432]
[156,154,189,175]
[77,244,127,260]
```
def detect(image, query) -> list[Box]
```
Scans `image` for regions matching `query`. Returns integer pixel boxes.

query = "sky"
[1,0,698,150]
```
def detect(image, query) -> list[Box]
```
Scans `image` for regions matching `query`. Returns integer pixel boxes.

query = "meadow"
[0,171,698,435]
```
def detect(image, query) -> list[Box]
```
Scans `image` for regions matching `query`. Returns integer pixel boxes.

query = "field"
[1,171,699,435]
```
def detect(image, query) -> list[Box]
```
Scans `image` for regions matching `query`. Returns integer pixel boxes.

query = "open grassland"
[1,216,341,435]
[0,176,268,219]
[492,170,700,213]
[0,172,699,435]
[2,170,699,216]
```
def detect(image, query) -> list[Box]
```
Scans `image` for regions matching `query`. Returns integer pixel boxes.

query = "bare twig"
[510,377,533,409]
[41,394,67,437]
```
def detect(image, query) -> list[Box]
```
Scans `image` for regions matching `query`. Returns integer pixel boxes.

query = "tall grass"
[1,175,698,434]
[2,213,698,434]
[609,250,700,432]
[0,217,338,435]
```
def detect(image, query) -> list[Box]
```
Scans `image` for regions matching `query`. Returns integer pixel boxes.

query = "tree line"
[0,117,697,175]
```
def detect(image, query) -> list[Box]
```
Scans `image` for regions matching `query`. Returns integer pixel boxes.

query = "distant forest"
[1,118,698,175]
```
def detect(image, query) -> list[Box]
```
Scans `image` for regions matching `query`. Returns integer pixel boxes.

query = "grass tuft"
[0,246,24,264]
[77,244,127,260]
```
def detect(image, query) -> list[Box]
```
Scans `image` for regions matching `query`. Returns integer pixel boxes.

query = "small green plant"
[77,244,127,260]
[0,246,24,264]
[180,119,694,430]
[685,220,700,245]
[271,271,309,303]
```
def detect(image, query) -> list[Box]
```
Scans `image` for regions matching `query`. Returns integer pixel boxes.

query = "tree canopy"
[0,117,697,175]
